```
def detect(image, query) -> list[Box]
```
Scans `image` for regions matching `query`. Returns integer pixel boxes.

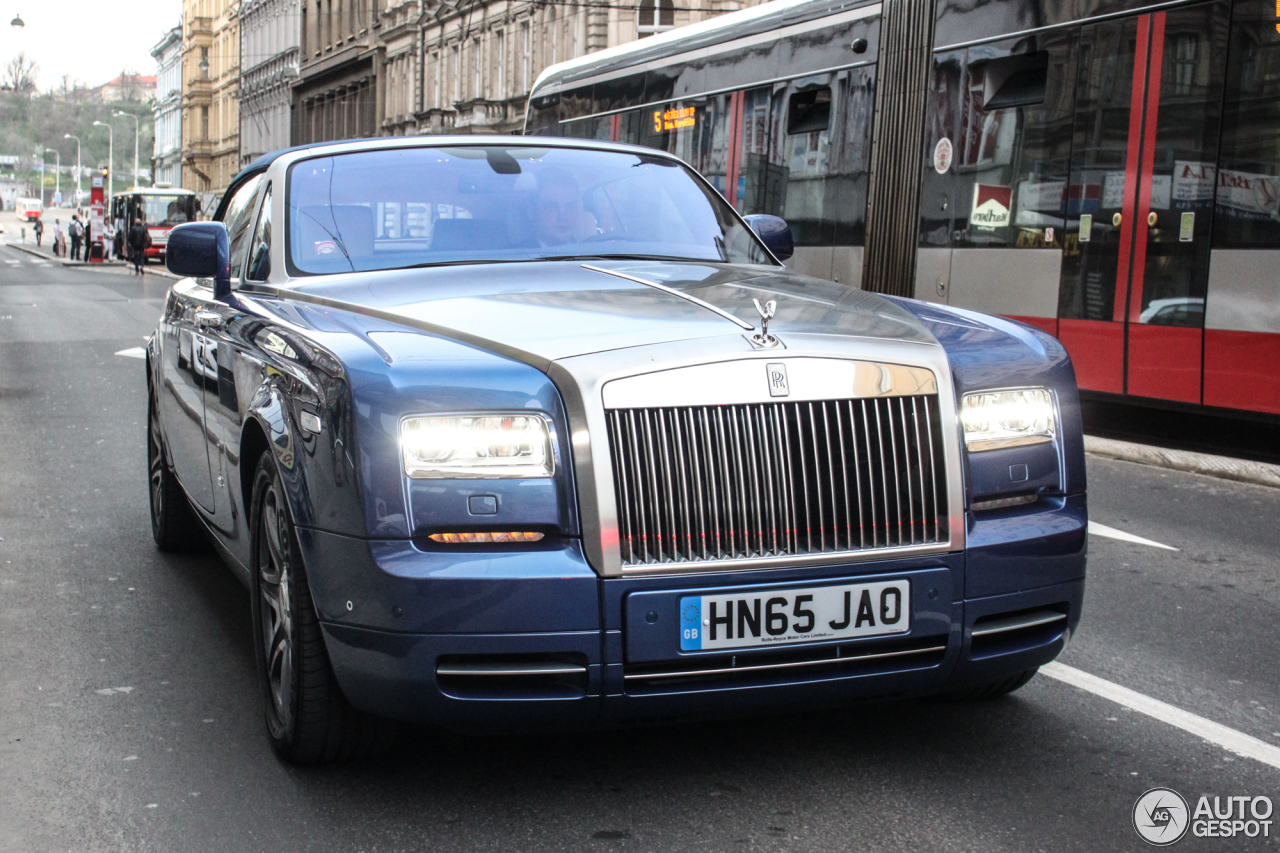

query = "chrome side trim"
[970,610,1066,638]
[623,643,947,681]
[601,357,938,408]
[581,264,754,331]
[436,662,587,676]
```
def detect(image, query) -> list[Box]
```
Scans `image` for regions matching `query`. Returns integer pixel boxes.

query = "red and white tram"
[526,0,1280,416]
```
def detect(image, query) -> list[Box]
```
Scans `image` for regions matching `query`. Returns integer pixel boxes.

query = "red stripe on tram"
[1129,11,1166,323]
[1113,14,1151,323]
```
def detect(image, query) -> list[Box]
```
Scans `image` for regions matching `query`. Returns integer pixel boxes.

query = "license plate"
[679,580,910,652]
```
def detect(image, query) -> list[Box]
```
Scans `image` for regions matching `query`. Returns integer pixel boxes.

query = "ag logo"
[1134,788,1190,846]
[766,362,789,397]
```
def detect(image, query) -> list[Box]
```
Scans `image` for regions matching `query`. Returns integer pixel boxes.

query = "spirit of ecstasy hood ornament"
[750,298,779,348]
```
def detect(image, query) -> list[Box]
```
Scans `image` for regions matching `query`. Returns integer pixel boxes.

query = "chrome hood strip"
[581,263,755,331]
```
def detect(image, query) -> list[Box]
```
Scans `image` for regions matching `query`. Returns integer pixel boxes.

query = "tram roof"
[530,0,878,95]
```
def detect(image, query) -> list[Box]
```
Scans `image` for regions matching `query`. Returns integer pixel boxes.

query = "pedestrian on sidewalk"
[68,215,83,261]
[33,217,43,247]
[83,219,92,261]
[128,216,149,276]
[112,215,125,263]
[52,219,62,257]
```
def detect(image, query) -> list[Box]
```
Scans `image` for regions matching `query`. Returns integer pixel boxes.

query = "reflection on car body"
[146,137,1087,764]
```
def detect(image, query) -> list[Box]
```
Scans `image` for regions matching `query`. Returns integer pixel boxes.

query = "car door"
[165,175,265,537]
[157,279,218,513]
[199,180,272,544]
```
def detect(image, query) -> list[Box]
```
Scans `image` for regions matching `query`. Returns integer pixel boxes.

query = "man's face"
[534,184,582,246]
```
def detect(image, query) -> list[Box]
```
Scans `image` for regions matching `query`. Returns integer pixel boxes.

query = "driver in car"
[529,169,597,247]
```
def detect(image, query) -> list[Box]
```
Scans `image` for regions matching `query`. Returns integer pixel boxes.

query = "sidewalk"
[1085,435,1280,490]
[4,238,177,278]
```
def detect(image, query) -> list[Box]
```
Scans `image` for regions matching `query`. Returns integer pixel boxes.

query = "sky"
[0,0,180,90]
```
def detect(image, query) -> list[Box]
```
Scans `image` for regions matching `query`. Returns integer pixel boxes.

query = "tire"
[148,386,208,551]
[249,451,397,764]
[950,668,1039,701]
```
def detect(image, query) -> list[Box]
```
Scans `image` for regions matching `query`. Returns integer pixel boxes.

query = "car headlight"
[400,414,554,478]
[960,389,1055,451]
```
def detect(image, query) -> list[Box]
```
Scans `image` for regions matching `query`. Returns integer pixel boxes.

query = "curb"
[5,241,178,279]
[1085,435,1280,489]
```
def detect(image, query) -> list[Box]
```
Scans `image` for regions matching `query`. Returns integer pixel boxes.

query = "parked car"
[148,137,1087,763]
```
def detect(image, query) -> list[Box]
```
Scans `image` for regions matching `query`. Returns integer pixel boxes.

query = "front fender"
[243,380,317,532]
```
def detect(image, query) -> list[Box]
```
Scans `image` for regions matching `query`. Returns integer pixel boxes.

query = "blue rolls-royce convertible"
[147,137,1086,763]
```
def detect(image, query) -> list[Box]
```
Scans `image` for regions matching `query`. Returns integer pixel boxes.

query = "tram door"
[1056,3,1228,402]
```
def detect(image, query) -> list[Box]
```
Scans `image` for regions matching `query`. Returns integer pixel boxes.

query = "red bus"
[110,186,199,262]
[527,0,1280,418]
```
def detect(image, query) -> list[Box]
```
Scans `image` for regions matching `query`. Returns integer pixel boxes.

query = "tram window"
[593,73,645,114]
[920,33,1077,251]
[768,70,874,247]
[981,52,1048,110]
[1213,0,1280,249]
[527,91,561,136]
[788,87,831,135]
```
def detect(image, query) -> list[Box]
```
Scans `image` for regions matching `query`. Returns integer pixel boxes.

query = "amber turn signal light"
[427,531,545,544]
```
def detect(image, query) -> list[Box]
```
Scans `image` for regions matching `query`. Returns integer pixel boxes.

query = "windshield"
[286,145,777,274]
[139,194,196,227]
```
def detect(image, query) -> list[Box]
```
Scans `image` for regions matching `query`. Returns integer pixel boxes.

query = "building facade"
[407,0,754,136]
[152,26,184,188]
[240,0,301,165]
[291,0,386,144]
[181,0,241,198]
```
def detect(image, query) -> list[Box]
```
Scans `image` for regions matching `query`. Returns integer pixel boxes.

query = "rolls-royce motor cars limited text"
[148,138,1086,763]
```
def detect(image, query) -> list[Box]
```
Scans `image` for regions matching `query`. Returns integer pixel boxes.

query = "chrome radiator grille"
[605,396,948,567]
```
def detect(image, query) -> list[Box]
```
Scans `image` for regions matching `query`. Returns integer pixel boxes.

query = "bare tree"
[118,68,138,103]
[3,52,39,94]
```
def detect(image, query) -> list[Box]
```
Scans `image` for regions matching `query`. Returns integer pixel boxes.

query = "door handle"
[195,311,224,331]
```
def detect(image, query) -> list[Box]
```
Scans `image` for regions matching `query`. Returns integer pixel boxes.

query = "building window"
[521,21,530,93]
[473,38,481,100]
[496,30,505,99]
[430,51,440,108]
[200,47,209,79]
[452,43,460,104]
[637,0,674,37]
[201,105,209,140]
[549,8,557,65]
[1173,34,1198,96]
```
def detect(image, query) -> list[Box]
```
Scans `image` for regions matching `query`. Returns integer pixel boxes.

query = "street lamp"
[43,147,59,204]
[113,110,140,188]
[10,12,22,27]
[92,120,112,208]
[64,133,80,202]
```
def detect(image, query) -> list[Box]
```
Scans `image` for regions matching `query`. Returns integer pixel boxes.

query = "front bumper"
[299,495,1086,728]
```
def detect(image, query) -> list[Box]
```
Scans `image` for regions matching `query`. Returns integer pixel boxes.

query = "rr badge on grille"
[766,362,790,397]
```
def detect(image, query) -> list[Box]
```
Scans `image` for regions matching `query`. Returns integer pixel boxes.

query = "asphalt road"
[1,235,1278,852]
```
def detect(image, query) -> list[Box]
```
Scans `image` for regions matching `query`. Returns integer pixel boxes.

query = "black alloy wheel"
[148,384,207,551]
[249,450,396,764]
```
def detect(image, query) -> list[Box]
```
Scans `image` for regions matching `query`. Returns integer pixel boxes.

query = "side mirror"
[744,214,794,261]
[167,221,231,298]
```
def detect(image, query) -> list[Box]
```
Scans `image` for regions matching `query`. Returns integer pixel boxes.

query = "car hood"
[285,259,938,368]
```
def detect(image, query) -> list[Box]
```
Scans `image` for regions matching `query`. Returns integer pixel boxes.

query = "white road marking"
[1088,520,1178,550]
[3,258,19,264]
[1042,662,1280,771]
[114,347,147,359]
